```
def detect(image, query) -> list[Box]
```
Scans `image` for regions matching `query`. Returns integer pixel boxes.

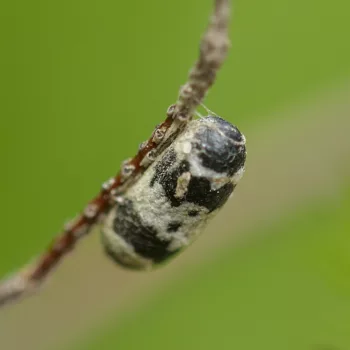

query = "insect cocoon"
[102,115,246,269]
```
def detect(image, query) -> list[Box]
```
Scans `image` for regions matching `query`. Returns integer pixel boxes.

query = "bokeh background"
[0,0,350,349]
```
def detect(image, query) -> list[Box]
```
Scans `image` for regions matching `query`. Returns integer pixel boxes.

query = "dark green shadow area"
[75,187,350,350]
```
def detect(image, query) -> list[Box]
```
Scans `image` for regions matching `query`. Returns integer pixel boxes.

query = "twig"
[0,0,231,308]
[174,0,230,120]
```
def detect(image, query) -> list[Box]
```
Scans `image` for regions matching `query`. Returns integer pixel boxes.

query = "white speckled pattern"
[102,116,246,269]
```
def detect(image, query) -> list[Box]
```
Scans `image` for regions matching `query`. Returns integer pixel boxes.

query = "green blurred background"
[0,0,349,349]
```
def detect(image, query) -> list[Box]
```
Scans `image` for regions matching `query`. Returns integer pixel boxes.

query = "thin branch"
[0,0,231,308]
[174,0,230,120]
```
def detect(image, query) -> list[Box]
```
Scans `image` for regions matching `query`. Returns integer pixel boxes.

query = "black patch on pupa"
[150,149,190,207]
[194,116,246,176]
[167,221,182,232]
[151,147,235,212]
[186,177,235,212]
[109,199,179,264]
[150,148,178,187]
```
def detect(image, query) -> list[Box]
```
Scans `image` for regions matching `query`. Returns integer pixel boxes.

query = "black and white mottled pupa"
[101,115,246,269]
